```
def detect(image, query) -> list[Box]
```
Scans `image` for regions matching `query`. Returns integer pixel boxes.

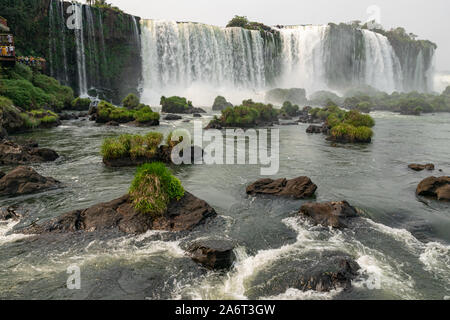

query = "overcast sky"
[103,0,449,71]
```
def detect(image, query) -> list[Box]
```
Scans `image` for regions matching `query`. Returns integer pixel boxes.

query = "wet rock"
[0,207,20,221]
[416,176,450,201]
[0,140,59,165]
[188,239,236,270]
[189,107,206,114]
[0,166,60,197]
[164,114,182,121]
[59,113,79,121]
[105,121,120,126]
[306,124,324,134]
[299,201,359,228]
[0,171,4,179]
[22,192,216,235]
[193,113,202,118]
[408,163,435,171]
[246,177,317,199]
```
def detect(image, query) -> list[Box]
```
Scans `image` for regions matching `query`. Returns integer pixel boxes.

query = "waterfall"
[48,0,69,85]
[85,5,100,89]
[277,25,329,94]
[73,3,88,96]
[140,20,267,105]
[361,29,403,92]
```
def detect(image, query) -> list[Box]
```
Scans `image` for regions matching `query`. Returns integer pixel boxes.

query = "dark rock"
[188,239,236,270]
[22,192,216,235]
[59,113,79,121]
[246,177,317,199]
[299,201,359,228]
[0,171,4,179]
[279,114,292,120]
[164,114,182,121]
[0,140,59,165]
[416,176,450,201]
[0,166,60,197]
[0,207,20,221]
[193,113,202,118]
[0,126,8,140]
[306,124,324,134]
[212,96,233,111]
[408,163,435,171]
[105,121,120,126]
[188,107,206,114]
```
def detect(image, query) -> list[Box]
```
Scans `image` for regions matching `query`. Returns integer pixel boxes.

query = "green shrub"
[71,97,91,110]
[331,123,373,142]
[160,96,192,113]
[100,132,163,160]
[280,101,299,116]
[32,73,74,110]
[129,162,184,216]
[134,105,160,123]
[122,93,140,110]
[344,110,375,128]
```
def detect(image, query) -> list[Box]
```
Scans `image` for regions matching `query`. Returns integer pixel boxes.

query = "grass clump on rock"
[71,97,91,110]
[160,96,193,113]
[101,132,164,160]
[129,162,185,217]
[96,100,159,124]
[328,110,375,143]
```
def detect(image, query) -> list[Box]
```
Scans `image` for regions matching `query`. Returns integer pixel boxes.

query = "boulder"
[0,171,4,179]
[0,166,60,197]
[0,140,59,165]
[164,114,182,121]
[193,113,202,118]
[212,96,233,111]
[416,176,450,201]
[0,207,20,221]
[105,121,120,126]
[408,163,435,171]
[299,201,359,228]
[306,124,324,134]
[188,239,236,270]
[246,177,317,199]
[22,192,216,235]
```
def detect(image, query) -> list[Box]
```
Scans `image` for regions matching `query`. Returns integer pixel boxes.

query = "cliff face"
[0,0,142,103]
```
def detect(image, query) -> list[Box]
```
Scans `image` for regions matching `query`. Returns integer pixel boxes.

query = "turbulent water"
[140,21,434,105]
[1,111,449,300]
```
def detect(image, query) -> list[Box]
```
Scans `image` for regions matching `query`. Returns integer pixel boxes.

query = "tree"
[226,16,249,28]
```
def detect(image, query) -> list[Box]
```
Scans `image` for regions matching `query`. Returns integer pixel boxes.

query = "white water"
[140,20,267,106]
[74,3,88,96]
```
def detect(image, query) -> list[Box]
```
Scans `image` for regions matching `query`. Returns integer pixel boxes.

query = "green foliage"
[129,162,185,216]
[101,132,164,160]
[343,110,375,128]
[71,97,92,110]
[134,105,160,123]
[266,88,307,105]
[122,93,140,110]
[97,100,159,124]
[160,96,192,113]
[32,73,74,111]
[280,101,299,116]
[331,123,373,143]
[226,15,273,33]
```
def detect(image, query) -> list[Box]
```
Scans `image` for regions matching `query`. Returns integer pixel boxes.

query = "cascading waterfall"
[140,20,267,105]
[361,29,403,92]
[85,5,100,89]
[73,3,88,96]
[48,0,69,85]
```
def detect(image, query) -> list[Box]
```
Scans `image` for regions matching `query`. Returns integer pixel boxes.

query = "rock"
[188,239,236,270]
[0,126,8,140]
[105,121,119,126]
[306,124,324,134]
[193,113,202,118]
[59,113,79,121]
[0,207,20,221]
[0,171,4,179]
[188,107,206,114]
[0,140,59,165]
[0,166,60,197]
[279,114,292,120]
[408,163,435,171]
[164,114,182,121]
[416,176,450,201]
[299,201,359,228]
[22,192,216,235]
[246,177,317,199]
[212,96,233,111]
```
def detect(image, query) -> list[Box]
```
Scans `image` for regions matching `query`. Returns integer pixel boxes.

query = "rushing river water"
[0,110,449,300]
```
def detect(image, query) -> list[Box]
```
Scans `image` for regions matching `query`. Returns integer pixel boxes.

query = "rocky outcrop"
[246,177,317,199]
[0,207,21,221]
[408,163,435,171]
[416,176,450,201]
[0,140,59,165]
[212,96,233,111]
[164,114,182,121]
[306,124,330,134]
[188,239,236,270]
[22,191,216,235]
[299,201,359,228]
[0,166,60,197]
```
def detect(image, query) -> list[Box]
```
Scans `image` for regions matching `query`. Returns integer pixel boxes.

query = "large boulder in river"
[299,201,359,228]
[0,207,20,221]
[408,163,435,171]
[246,177,317,199]
[164,114,182,121]
[416,176,450,201]
[22,192,216,235]
[0,140,59,165]
[188,239,236,270]
[0,166,60,197]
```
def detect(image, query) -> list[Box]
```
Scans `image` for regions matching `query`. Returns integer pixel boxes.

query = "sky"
[103,0,450,71]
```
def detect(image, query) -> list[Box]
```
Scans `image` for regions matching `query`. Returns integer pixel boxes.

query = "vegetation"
[101,132,164,160]
[280,101,300,117]
[208,99,278,128]
[20,109,59,128]
[226,15,274,33]
[0,64,73,112]
[129,162,184,217]
[212,96,233,111]
[266,88,307,105]
[160,96,193,113]
[71,97,92,110]
[122,93,140,110]
[96,100,159,124]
